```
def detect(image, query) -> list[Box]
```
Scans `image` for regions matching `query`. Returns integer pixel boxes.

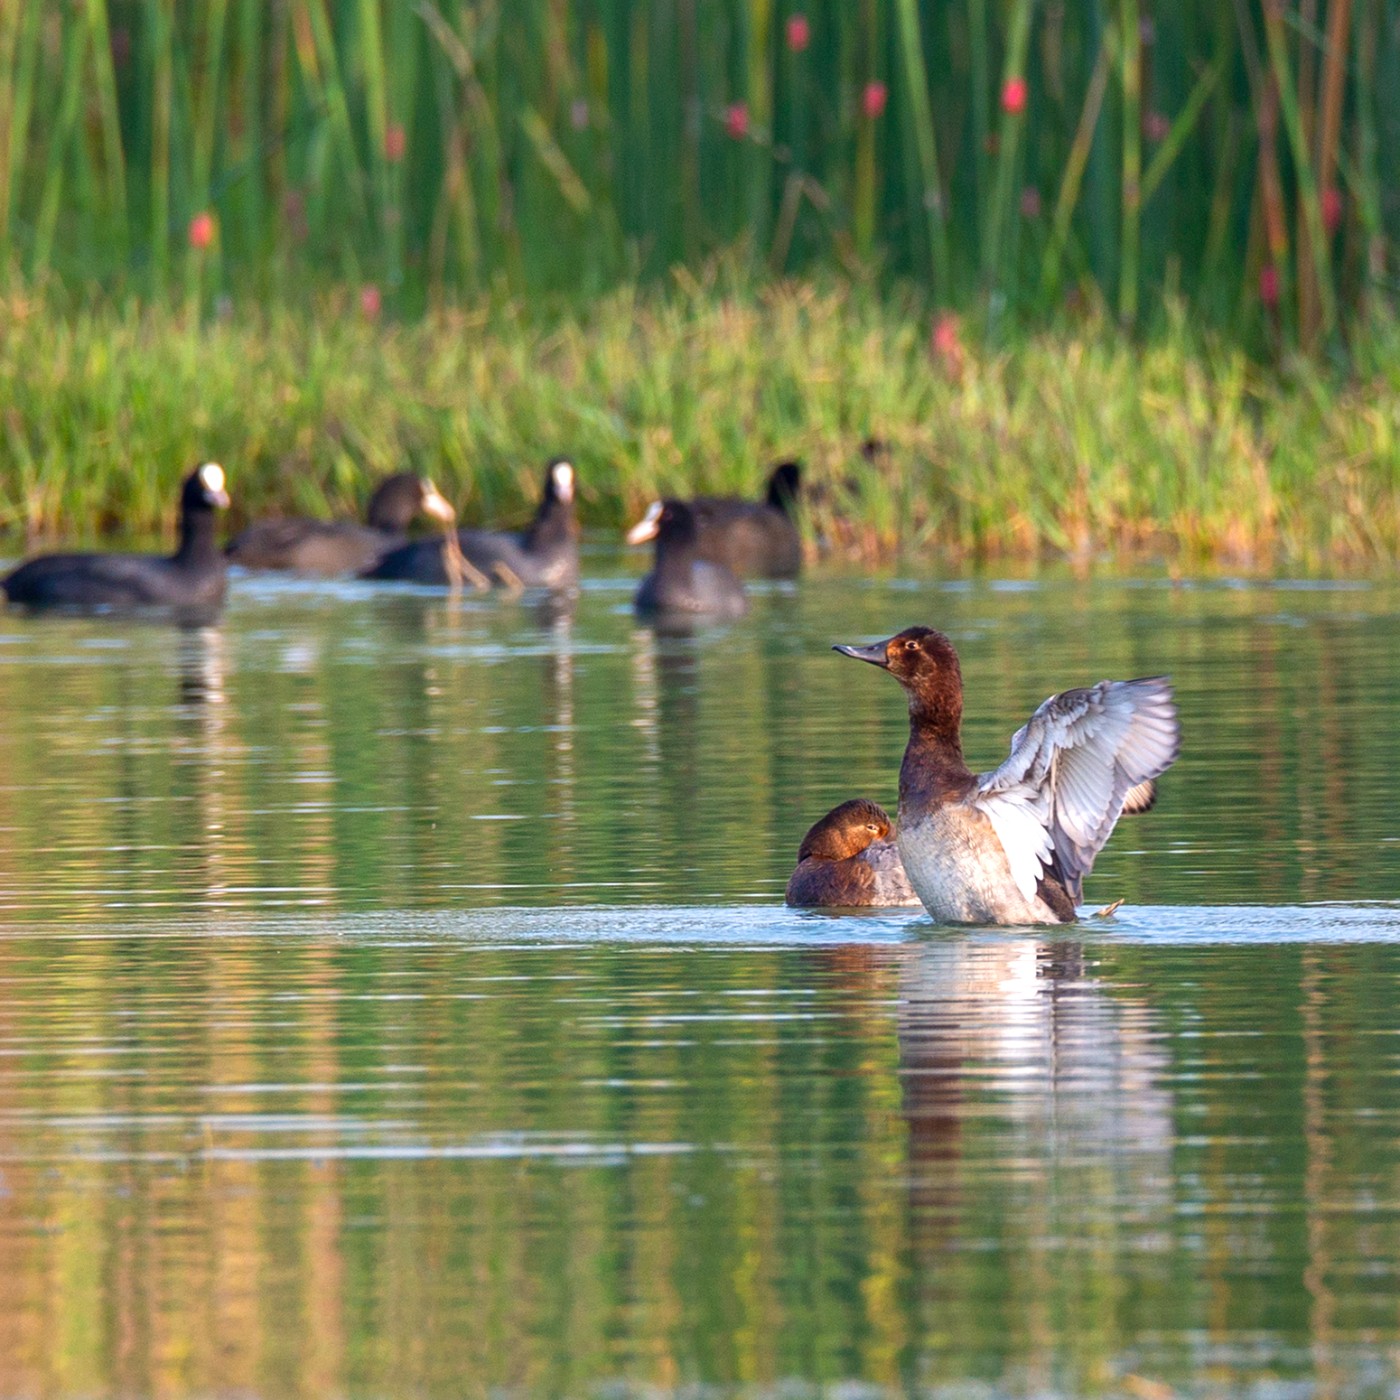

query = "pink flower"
[725,103,749,140]
[930,312,964,377]
[1322,186,1344,235]
[1258,264,1280,308]
[383,122,406,162]
[1001,76,1028,116]
[1019,185,1041,218]
[862,81,888,119]
[786,14,810,52]
[359,284,382,320]
[1144,111,1171,143]
[187,211,215,250]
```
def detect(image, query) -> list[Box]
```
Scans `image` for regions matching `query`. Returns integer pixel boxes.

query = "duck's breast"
[897,800,1064,925]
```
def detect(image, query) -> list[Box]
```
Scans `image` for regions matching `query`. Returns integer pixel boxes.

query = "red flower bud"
[930,312,964,380]
[1258,264,1280,308]
[862,81,888,119]
[1144,111,1171,143]
[1322,186,1344,236]
[187,212,215,250]
[786,14,810,52]
[1001,76,1028,116]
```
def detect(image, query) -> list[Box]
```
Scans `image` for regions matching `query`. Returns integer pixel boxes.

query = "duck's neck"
[899,694,972,810]
[173,509,221,569]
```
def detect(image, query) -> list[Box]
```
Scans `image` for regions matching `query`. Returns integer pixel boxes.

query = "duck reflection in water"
[170,623,233,904]
[895,935,1174,1305]
[806,934,1173,1331]
[175,624,226,707]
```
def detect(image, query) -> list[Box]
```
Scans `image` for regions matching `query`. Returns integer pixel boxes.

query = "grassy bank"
[1,279,1397,567]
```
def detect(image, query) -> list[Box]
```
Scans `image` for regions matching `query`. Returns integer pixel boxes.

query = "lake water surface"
[0,558,1398,1398]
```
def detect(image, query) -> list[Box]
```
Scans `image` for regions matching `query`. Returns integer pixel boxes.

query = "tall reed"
[0,1,1389,349]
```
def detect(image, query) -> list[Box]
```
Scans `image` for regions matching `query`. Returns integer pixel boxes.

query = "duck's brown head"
[797,799,893,862]
[834,626,966,744]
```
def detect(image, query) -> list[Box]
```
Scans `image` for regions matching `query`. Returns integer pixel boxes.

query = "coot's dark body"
[627,463,802,581]
[2,464,231,614]
[226,473,455,576]
[690,461,803,578]
[364,460,578,590]
[632,499,748,618]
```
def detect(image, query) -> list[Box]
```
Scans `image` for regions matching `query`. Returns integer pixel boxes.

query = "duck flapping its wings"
[973,678,1180,904]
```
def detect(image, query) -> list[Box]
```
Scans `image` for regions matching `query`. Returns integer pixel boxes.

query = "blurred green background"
[4,0,1392,344]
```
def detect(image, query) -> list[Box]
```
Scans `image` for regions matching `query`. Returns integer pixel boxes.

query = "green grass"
[0,276,1397,567]
[0,1,1391,348]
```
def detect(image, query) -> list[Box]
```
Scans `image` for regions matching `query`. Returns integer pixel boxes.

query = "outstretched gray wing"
[972,678,1180,905]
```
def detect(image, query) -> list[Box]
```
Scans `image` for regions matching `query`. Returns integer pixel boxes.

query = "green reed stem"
[1041,33,1111,304]
[894,0,950,292]
[1118,0,1141,328]
[1262,0,1336,343]
[983,0,1035,322]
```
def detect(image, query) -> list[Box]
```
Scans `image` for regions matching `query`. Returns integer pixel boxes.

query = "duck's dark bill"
[833,641,890,666]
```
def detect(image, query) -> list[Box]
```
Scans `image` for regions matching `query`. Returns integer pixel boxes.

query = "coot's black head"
[833,626,964,713]
[542,458,576,507]
[183,463,230,514]
[625,498,698,549]
[797,799,892,862]
[366,473,456,531]
[766,460,802,514]
[524,459,579,551]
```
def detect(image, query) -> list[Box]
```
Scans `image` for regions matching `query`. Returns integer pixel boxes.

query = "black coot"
[632,499,747,618]
[226,472,456,575]
[628,461,802,579]
[2,464,231,613]
[364,459,579,590]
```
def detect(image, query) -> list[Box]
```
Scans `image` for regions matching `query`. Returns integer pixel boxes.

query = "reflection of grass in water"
[0,281,1398,566]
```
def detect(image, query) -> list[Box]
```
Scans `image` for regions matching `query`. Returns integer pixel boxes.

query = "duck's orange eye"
[867,823,881,833]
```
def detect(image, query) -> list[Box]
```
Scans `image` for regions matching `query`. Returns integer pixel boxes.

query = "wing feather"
[974,677,1179,906]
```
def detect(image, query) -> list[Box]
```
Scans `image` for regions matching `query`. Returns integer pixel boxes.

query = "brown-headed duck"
[627,461,802,579]
[3,463,230,612]
[836,626,1179,925]
[631,499,748,618]
[785,799,920,908]
[226,472,456,576]
[364,459,579,590]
